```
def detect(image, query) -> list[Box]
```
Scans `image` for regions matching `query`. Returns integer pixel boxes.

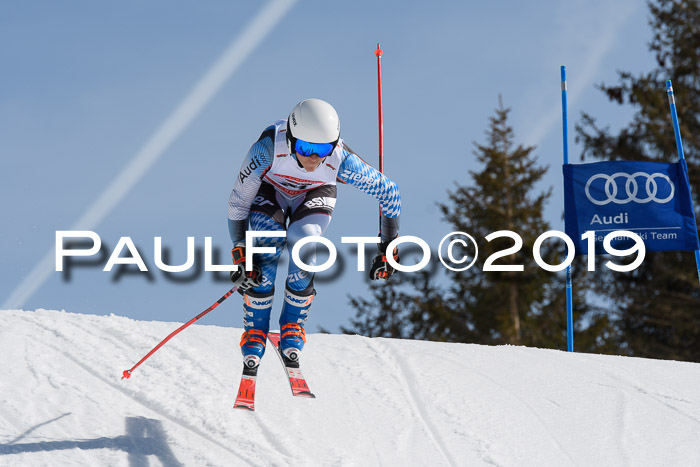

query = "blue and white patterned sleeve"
[337,142,401,243]
[227,127,275,244]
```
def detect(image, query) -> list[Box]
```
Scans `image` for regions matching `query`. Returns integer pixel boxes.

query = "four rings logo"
[585,172,675,206]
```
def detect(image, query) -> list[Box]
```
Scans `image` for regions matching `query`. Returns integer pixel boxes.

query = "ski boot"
[279,284,315,367]
[240,290,273,372]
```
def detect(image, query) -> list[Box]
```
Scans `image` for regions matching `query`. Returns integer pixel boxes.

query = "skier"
[227,98,401,370]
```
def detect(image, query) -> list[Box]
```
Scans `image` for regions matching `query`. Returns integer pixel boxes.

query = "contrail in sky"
[523,0,638,148]
[2,0,297,310]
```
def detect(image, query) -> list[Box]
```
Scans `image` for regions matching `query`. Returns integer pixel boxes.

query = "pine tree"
[577,0,700,361]
[343,270,455,341]
[345,99,618,350]
[438,98,553,346]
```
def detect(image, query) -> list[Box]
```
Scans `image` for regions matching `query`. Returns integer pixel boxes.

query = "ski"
[233,367,257,411]
[267,331,316,398]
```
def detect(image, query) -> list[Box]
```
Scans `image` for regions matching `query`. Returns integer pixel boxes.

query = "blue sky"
[1,0,658,332]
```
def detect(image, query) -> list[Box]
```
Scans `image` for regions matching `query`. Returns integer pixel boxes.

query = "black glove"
[369,237,400,280]
[230,244,262,291]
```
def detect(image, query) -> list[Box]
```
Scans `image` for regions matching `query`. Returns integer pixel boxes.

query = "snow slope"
[1,309,700,466]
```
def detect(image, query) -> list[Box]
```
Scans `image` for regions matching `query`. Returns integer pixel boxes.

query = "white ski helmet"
[287,98,340,144]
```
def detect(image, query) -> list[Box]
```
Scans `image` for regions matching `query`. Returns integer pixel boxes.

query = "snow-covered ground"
[1,309,699,466]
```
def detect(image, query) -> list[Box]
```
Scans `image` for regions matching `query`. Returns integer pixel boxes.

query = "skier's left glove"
[230,244,262,291]
[369,237,400,280]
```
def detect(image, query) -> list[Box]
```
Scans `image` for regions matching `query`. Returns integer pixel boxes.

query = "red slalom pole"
[375,43,384,174]
[122,286,238,379]
[375,43,385,234]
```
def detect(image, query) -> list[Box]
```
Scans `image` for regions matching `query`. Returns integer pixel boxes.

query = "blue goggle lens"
[294,139,335,158]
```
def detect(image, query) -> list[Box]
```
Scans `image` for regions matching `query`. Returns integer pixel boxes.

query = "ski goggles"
[293,138,337,158]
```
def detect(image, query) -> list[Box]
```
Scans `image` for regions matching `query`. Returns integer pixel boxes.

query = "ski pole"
[122,286,238,379]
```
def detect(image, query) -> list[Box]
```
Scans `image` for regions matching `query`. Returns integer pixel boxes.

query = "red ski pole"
[122,286,238,379]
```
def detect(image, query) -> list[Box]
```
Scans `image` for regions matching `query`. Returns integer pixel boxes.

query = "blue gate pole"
[667,80,700,286]
[562,66,574,352]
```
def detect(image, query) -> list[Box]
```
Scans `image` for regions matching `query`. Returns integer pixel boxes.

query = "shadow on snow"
[0,415,183,467]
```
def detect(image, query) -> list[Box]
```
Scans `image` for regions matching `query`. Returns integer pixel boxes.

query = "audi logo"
[585,172,675,205]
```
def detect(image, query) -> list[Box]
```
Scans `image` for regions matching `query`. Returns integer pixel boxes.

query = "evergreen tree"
[438,98,551,345]
[577,0,700,361]
[343,270,455,341]
[345,99,618,351]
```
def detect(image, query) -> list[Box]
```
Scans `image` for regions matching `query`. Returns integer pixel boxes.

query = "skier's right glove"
[369,237,400,280]
[230,244,262,291]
